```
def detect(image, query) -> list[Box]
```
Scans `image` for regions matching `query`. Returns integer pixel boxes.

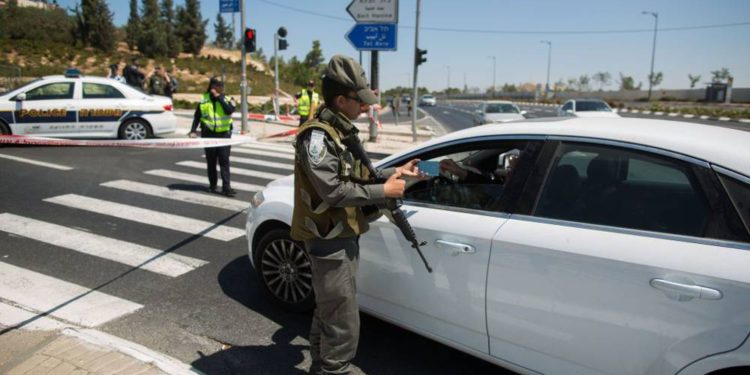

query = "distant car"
[419,95,437,106]
[246,117,750,375]
[0,70,176,140]
[473,100,526,125]
[558,99,620,118]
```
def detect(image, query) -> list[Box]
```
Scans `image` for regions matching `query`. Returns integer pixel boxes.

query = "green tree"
[592,71,611,90]
[74,0,115,52]
[213,12,233,49]
[0,0,74,44]
[711,68,733,83]
[137,0,167,57]
[304,40,325,69]
[688,74,701,88]
[252,47,267,64]
[175,0,207,55]
[648,71,663,88]
[618,73,636,90]
[125,0,140,51]
[161,0,181,57]
[577,75,591,91]
[501,83,517,92]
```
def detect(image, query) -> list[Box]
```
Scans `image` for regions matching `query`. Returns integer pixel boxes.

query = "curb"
[63,328,203,375]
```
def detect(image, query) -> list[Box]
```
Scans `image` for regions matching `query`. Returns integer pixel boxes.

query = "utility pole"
[239,0,248,133]
[370,51,379,142]
[488,55,496,98]
[273,32,279,117]
[541,40,551,98]
[411,0,422,142]
[642,11,658,101]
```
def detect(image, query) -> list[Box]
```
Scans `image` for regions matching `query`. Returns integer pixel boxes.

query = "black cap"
[209,76,224,87]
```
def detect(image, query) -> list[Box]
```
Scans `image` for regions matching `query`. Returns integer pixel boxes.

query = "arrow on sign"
[345,23,397,51]
[347,0,399,23]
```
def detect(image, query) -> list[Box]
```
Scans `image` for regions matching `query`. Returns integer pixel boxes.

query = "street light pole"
[273,32,279,117]
[411,0,421,142]
[541,40,552,98]
[642,11,658,101]
[239,0,247,134]
[487,55,496,97]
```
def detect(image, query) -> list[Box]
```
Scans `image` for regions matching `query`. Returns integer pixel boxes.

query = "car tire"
[254,228,315,312]
[0,121,10,135]
[118,119,152,140]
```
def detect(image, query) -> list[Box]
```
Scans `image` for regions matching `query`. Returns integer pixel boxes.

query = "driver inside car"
[439,149,520,185]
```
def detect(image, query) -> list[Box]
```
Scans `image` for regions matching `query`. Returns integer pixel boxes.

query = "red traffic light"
[245,29,254,39]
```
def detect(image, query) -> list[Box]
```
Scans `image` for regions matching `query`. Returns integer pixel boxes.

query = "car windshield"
[576,101,611,112]
[423,95,433,99]
[486,103,519,114]
[1,78,44,96]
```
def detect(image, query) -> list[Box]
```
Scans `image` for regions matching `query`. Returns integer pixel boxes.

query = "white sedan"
[473,100,527,125]
[558,98,620,118]
[246,117,750,375]
[0,70,176,140]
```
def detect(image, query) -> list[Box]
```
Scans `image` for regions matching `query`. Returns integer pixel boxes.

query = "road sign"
[347,0,399,23]
[346,23,397,51]
[220,0,239,13]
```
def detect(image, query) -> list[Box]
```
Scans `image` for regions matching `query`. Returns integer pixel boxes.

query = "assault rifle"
[340,135,433,273]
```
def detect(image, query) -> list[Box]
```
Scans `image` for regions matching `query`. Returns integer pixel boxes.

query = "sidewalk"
[0,327,200,375]
[173,107,443,156]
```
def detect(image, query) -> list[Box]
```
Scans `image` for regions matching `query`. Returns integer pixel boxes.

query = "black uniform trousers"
[205,145,231,191]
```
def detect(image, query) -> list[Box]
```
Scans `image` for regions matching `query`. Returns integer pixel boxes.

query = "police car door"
[13,81,77,136]
[358,138,543,355]
[79,81,126,136]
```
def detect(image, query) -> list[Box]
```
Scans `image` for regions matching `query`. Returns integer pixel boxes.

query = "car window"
[24,82,74,100]
[486,103,519,114]
[718,173,750,235]
[561,102,573,111]
[404,140,537,213]
[83,83,125,99]
[576,100,610,112]
[535,142,710,237]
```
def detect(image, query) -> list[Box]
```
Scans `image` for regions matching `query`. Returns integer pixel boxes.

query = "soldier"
[147,65,168,96]
[291,55,422,375]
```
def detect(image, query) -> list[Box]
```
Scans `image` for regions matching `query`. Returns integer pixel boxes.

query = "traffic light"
[277,27,288,51]
[244,28,256,53]
[415,48,427,66]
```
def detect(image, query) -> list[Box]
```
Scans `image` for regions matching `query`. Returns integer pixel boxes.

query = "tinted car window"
[576,100,610,112]
[404,141,537,212]
[535,142,709,237]
[83,83,125,99]
[24,82,74,100]
[486,104,519,114]
[561,102,573,111]
[718,173,750,235]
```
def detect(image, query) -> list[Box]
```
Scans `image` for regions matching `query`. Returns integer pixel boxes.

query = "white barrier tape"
[0,135,257,149]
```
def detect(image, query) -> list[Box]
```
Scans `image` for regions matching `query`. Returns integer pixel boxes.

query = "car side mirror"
[520,110,527,116]
[475,110,483,115]
[565,109,574,114]
[15,93,26,101]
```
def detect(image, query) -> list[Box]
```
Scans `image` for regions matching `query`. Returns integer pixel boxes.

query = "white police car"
[0,69,176,140]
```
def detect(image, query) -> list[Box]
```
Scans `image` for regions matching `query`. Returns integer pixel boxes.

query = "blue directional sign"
[346,23,397,51]
[220,0,239,13]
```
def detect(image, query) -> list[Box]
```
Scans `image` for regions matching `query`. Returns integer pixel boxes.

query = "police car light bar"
[64,68,82,78]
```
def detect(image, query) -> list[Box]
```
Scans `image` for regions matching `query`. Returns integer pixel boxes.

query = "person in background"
[107,63,126,84]
[165,67,178,98]
[295,79,320,125]
[188,77,237,197]
[123,57,145,89]
[147,65,168,96]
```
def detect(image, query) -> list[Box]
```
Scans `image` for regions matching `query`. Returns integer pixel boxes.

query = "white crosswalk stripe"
[0,153,73,171]
[43,194,245,242]
[101,180,248,211]
[0,303,72,330]
[177,161,287,181]
[0,261,143,327]
[211,155,293,171]
[238,142,295,153]
[144,169,265,192]
[232,147,295,160]
[0,213,208,277]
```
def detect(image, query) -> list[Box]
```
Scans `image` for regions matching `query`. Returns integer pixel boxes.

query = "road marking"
[0,213,208,277]
[43,194,245,242]
[220,155,293,171]
[0,302,72,330]
[177,161,287,181]
[0,153,73,171]
[144,169,265,192]
[101,180,248,211]
[0,261,143,327]
[232,148,295,160]
[237,142,295,153]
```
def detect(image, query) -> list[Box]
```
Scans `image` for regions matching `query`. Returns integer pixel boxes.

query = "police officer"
[296,79,320,125]
[188,76,237,197]
[292,55,422,375]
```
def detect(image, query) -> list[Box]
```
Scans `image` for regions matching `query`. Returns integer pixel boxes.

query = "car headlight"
[251,191,265,208]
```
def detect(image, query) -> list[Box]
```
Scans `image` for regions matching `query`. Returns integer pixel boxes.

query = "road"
[0,140,505,374]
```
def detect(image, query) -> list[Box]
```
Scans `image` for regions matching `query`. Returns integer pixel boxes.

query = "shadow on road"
[194,256,509,375]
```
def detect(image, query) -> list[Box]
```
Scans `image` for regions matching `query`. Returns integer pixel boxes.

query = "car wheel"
[254,228,315,312]
[0,121,10,135]
[118,119,151,140]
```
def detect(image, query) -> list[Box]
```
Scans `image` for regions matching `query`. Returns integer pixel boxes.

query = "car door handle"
[435,240,475,254]
[650,278,722,301]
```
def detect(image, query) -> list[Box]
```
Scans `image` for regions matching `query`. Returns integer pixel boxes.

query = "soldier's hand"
[384,170,406,198]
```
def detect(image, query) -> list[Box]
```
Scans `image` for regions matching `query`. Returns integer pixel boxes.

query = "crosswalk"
[0,141,295,330]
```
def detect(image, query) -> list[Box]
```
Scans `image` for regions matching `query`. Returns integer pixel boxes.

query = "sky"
[55,0,750,91]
